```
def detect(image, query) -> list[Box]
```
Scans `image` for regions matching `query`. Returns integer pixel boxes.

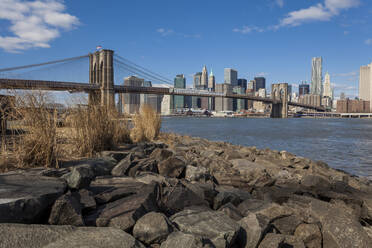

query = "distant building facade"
[208,70,216,91]
[174,74,186,109]
[323,72,333,99]
[359,62,372,111]
[123,76,144,114]
[201,66,208,89]
[299,94,322,107]
[311,57,323,95]
[224,68,238,86]
[337,99,370,113]
[215,83,233,111]
[254,77,266,91]
[299,83,310,96]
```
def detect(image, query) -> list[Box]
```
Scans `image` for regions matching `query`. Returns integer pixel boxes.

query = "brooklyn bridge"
[0,49,325,119]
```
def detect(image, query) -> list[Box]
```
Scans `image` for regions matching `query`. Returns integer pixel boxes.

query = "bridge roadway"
[0,78,325,111]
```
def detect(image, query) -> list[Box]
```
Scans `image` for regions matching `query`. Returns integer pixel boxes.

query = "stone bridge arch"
[271,83,288,118]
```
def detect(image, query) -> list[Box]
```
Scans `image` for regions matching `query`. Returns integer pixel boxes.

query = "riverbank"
[1,133,372,247]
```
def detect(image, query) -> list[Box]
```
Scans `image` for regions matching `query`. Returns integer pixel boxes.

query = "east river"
[161,117,372,179]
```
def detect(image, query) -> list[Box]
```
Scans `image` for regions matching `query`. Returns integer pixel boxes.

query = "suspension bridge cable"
[114,58,172,83]
[114,61,172,85]
[114,59,173,84]
[115,54,172,82]
[0,54,89,73]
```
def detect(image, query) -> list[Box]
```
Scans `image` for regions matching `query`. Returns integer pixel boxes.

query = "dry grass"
[11,91,59,168]
[130,104,161,143]
[67,105,130,157]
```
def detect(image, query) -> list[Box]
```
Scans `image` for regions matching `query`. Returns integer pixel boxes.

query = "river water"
[161,117,372,178]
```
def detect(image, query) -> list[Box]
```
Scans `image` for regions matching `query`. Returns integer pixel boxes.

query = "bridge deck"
[0,78,325,111]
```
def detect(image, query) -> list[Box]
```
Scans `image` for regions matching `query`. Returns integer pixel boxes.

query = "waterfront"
[162,117,372,178]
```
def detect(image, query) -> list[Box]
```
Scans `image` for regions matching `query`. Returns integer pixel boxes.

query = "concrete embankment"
[0,133,372,248]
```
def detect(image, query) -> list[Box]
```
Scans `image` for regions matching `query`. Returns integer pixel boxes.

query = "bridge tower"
[89,49,115,109]
[271,83,288,118]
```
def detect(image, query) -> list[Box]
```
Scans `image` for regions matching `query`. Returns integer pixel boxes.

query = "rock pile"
[0,134,372,247]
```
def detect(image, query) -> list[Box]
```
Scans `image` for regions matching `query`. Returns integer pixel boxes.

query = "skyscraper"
[359,63,372,110]
[254,77,266,91]
[299,83,310,96]
[311,57,323,95]
[201,65,208,89]
[174,74,186,109]
[193,72,202,89]
[323,72,333,99]
[208,69,216,91]
[224,68,238,86]
[237,78,247,90]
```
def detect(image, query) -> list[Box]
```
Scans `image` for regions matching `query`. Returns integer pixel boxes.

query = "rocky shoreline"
[0,133,371,248]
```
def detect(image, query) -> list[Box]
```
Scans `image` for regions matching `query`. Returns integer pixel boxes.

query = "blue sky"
[0,0,371,98]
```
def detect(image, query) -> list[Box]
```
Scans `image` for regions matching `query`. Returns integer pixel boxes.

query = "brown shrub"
[68,105,130,157]
[13,91,58,168]
[130,104,161,143]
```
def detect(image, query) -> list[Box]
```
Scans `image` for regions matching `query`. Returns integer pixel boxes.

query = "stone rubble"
[0,134,372,248]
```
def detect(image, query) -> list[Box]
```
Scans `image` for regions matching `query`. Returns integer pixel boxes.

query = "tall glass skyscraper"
[224,68,238,86]
[311,57,323,95]
[174,74,186,109]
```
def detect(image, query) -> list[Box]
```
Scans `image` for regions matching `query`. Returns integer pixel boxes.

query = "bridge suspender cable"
[114,58,173,84]
[0,54,89,72]
[115,54,173,83]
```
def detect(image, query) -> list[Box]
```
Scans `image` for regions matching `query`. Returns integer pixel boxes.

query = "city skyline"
[1,0,371,98]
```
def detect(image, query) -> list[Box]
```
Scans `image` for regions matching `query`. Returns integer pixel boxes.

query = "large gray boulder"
[111,154,136,176]
[307,199,371,248]
[160,232,205,248]
[294,223,322,248]
[170,209,240,248]
[230,159,275,187]
[158,156,186,178]
[238,212,268,248]
[62,165,95,189]
[258,233,305,248]
[89,177,145,204]
[85,183,159,231]
[133,212,173,245]
[48,193,84,226]
[0,223,145,248]
[0,174,66,223]
[160,184,209,215]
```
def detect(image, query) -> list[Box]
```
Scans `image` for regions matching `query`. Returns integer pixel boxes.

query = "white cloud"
[0,0,79,53]
[333,71,358,77]
[156,28,174,36]
[275,0,284,8]
[277,0,359,28]
[233,26,264,34]
[156,28,200,38]
[365,39,372,45]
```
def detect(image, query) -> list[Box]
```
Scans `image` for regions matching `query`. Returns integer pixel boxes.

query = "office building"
[193,72,202,89]
[237,78,247,90]
[323,72,333,99]
[215,83,233,111]
[174,74,186,109]
[254,77,266,91]
[340,92,346,100]
[359,63,372,111]
[123,76,144,114]
[299,94,321,107]
[247,80,256,93]
[311,57,323,95]
[337,99,370,113]
[208,70,216,91]
[299,83,310,96]
[201,65,208,89]
[224,68,238,86]
[233,86,245,112]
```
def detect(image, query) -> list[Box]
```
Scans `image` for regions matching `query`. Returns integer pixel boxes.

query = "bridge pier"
[89,49,115,109]
[270,83,288,118]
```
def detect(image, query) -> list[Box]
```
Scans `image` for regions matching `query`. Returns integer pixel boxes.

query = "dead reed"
[130,104,161,143]
[13,91,59,168]
[68,105,130,157]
